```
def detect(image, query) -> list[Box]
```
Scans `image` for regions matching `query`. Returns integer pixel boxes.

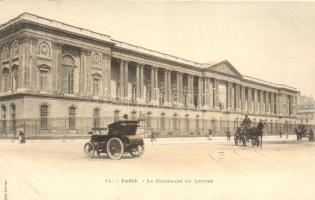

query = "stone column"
[275,93,280,115]
[140,65,144,102]
[164,69,168,105]
[203,78,210,110]
[136,63,140,102]
[56,43,63,93]
[197,77,201,109]
[241,85,246,113]
[191,76,195,109]
[235,84,240,112]
[178,73,184,107]
[155,68,159,103]
[270,92,275,114]
[176,72,180,105]
[289,95,293,115]
[168,70,172,104]
[254,89,259,114]
[265,91,270,114]
[150,66,155,103]
[105,54,111,99]
[187,75,192,108]
[247,88,252,113]
[214,79,219,110]
[259,90,264,114]
[124,61,129,100]
[227,82,233,111]
[292,95,297,115]
[18,41,25,89]
[119,60,125,99]
[101,53,110,98]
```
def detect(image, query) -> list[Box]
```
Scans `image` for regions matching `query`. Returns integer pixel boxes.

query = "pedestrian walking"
[225,128,231,141]
[18,130,25,144]
[150,129,157,142]
[207,128,213,141]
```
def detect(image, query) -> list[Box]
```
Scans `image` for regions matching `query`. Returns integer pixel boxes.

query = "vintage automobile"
[84,120,144,160]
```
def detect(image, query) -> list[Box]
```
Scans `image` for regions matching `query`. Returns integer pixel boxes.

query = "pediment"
[206,60,243,78]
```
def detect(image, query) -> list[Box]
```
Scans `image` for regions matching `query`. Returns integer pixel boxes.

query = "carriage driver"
[242,115,252,134]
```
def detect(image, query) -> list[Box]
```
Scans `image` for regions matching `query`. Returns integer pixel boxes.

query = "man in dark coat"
[225,128,231,141]
[242,115,252,134]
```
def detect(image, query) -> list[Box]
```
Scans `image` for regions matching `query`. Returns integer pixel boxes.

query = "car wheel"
[130,145,144,157]
[107,137,124,160]
[84,142,95,158]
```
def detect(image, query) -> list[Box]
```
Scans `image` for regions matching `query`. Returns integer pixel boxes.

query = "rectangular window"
[40,71,48,90]
[69,107,76,129]
[160,116,165,130]
[93,78,100,96]
[62,67,74,94]
[40,105,48,129]
[3,73,9,92]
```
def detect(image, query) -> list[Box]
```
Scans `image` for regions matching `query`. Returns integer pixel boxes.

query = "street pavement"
[0,135,314,200]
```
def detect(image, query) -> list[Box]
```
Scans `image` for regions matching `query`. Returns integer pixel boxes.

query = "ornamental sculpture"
[37,40,52,58]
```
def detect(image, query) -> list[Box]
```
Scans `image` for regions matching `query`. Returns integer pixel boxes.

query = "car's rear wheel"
[84,142,95,158]
[130,145,144,157]
[107,137,124,160]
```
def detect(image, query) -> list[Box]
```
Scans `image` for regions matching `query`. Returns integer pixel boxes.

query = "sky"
[0,0,314,96]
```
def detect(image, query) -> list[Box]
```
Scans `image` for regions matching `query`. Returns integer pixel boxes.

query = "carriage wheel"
[107,137,124,160]
[84,142,95,158]
[130,145,144,157]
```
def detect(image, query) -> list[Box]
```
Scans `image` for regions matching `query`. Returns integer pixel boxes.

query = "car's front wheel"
[84,142,95,158]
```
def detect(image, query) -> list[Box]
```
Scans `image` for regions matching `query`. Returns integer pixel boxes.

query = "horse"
[244,123,265,148]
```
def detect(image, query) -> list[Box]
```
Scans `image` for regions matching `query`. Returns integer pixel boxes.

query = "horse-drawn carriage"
[234,124,264,147]
[295,126,314,142]
[84,120,144,160]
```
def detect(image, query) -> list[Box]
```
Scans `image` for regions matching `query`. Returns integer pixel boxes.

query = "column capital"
[102,52,111,59]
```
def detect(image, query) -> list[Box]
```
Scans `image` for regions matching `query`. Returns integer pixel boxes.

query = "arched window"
[40,104,48,129]
[196,115,200,134]
[93,108,100,128]
[185,114,190,135]
[146,112,151,129]
[160,113,165,130]
[2,68,9,92]
[173,113,178,133]
[1,105,7,129]
[62,55,75,94]
[10,104,16,130]
[69,106,76,129]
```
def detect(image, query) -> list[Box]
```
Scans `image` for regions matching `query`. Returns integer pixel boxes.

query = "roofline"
[0,12,298,92]
[243,75,298,92]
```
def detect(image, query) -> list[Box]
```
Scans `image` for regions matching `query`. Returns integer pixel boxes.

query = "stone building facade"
[0,13,298,136]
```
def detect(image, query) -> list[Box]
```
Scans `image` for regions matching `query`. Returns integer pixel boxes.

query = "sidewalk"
[0,135,299,145]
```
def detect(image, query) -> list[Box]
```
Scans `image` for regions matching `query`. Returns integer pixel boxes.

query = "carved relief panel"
[37,40,52,58]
